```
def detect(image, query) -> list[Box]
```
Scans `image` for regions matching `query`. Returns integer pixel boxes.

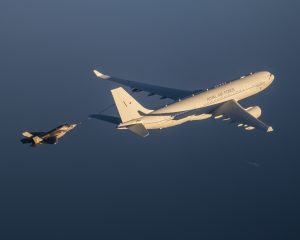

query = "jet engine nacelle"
[245,106,262,118]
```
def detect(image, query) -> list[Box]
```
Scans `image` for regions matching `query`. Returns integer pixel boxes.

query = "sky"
[1,0,300,239]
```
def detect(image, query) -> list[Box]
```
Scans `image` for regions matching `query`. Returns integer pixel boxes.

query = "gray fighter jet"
[21,123,77,146]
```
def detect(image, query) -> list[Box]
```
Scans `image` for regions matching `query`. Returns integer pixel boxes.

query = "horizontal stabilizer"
[20,138,32,144]
[89,114,121,125]
[128,124,149,138]
[22,131,33,138]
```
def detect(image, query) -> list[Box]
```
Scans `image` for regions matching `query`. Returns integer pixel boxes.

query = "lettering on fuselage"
[207,87,235,102]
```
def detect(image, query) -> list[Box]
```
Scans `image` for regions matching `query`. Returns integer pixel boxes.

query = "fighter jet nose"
[66,123,77,129]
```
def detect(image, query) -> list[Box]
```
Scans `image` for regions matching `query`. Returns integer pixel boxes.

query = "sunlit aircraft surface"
[93,70,274,137]
[21,123,77,146]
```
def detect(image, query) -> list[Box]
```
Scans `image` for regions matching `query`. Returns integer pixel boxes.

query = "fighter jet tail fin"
[22,131,33,138]
[32,136,43,144]
[111,87,152,123]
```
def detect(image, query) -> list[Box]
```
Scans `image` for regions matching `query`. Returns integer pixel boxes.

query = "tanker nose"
[269,73,275,82]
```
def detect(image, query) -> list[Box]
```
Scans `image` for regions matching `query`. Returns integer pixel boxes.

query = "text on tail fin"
[111,87,152,123]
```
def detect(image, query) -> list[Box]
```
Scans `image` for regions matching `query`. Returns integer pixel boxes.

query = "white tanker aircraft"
[92,69,274,137]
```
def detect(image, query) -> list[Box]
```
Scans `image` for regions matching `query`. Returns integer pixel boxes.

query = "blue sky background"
[1,1,300,239]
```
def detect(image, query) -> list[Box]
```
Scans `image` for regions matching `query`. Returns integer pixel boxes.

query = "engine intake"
[245,106,262,118]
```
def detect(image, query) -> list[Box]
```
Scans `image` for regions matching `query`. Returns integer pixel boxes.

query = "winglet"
[93,70,111,80]
[267,126,274,132]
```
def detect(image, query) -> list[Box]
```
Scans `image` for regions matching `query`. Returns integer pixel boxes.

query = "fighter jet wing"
[212,100,273,132]
[93,70,193,100]
[44,136,58,144]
